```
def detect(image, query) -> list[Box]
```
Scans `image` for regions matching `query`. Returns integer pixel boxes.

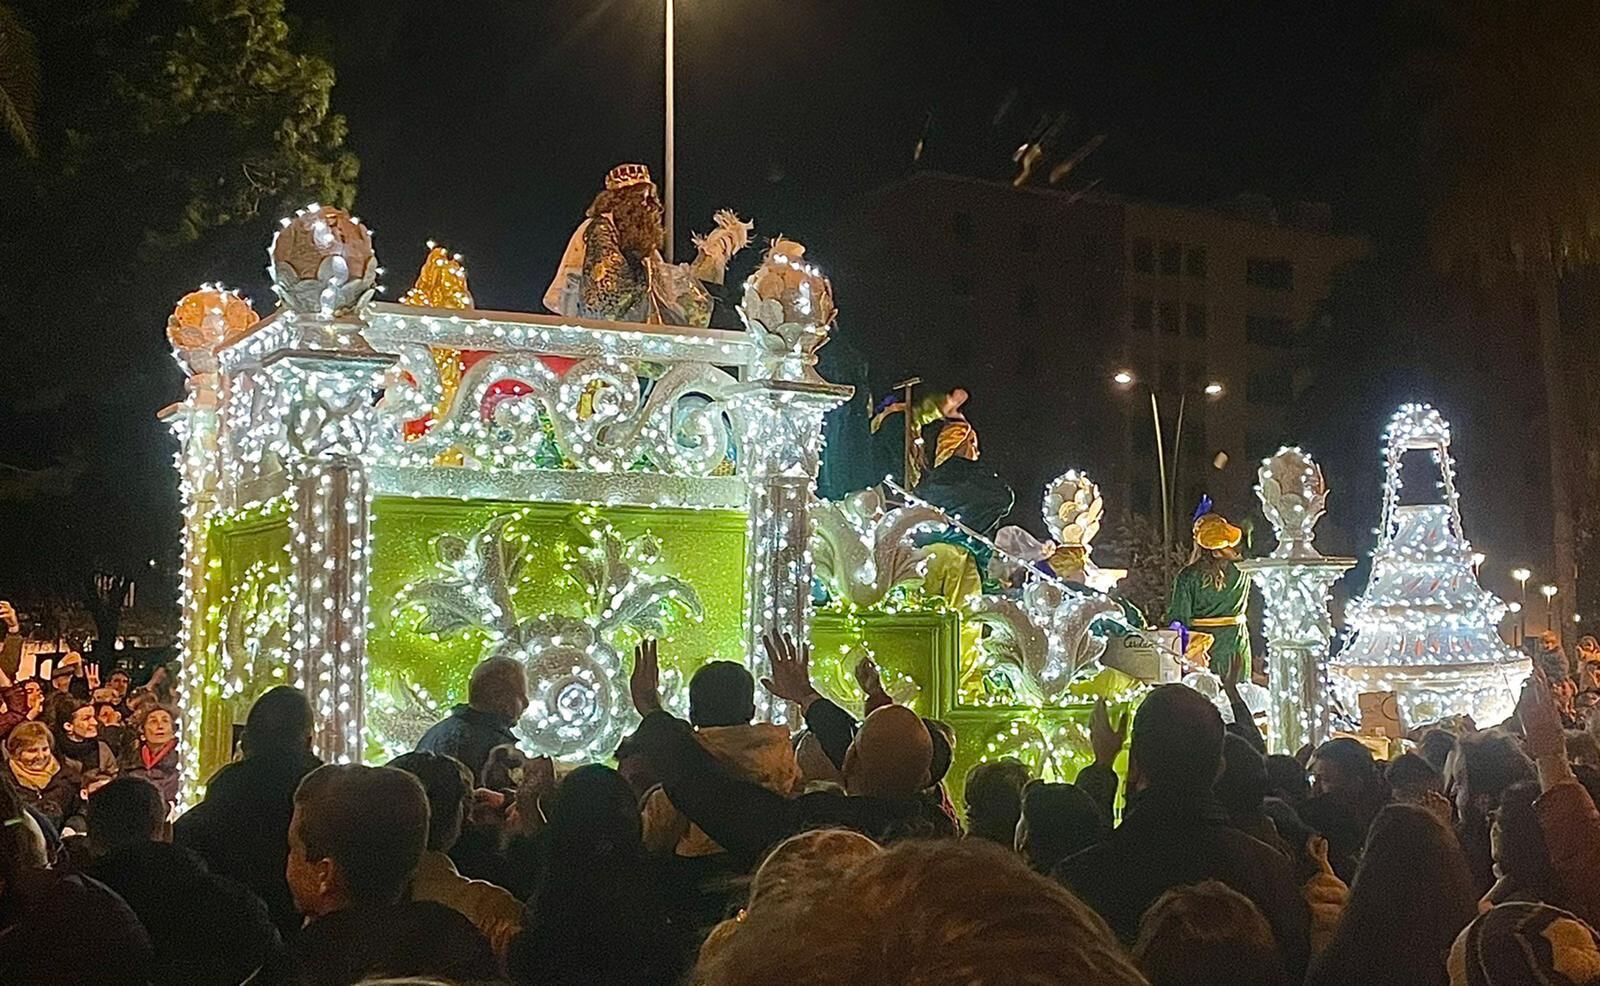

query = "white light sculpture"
[1332,404,1529,729]
[1238,447,1354,752]
[162,207,853,802]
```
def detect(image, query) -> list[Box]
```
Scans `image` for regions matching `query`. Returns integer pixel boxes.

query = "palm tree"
[0,3,38,156]
[1409,0,1600,615]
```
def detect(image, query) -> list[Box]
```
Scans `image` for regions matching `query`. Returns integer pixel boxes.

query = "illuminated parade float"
[160,177,1526,804]
[161,181,1156,805]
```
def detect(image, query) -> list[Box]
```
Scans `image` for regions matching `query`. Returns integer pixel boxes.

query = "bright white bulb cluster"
[1332,404,1528,728]
[167,215,858,793]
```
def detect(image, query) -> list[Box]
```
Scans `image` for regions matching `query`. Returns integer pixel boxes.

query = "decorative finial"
[167,284,258,377]
[1255,446,1329,559]
[268,203,379,317]
[738,237,838,382]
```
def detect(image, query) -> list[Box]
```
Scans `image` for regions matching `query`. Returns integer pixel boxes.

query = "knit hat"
[1449,902,1600,986]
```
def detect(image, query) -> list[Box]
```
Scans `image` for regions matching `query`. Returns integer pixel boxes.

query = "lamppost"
[1542,583,1559,631]
[664,0,676,262]
[1507,601,1523,646]
[1511,567,1532,644]
[1112,370,1224,576]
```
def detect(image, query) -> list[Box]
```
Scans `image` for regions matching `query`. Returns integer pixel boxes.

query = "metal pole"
[1520,581,1528,645]
[664,0,675,263]
[1151,390,1170,577]
[1169,392,1188,533]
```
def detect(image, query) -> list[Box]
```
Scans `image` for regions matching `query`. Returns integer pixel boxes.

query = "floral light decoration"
[739,237,837,383]
[394,509,703,759]
[268,203,380,317]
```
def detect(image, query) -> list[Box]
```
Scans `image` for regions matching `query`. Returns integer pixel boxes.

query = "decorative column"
[1238,448,1353,753]
[731,381,850,667]
[734,239,852,701]
[163,286,260,802]
[262,205,389,763]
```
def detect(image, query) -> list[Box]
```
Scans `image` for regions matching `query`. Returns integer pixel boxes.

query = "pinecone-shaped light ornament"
[268,203,379,317]
[738,237,837,382]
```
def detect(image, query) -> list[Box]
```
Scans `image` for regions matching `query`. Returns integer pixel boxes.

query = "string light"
[1332,404,1529,728]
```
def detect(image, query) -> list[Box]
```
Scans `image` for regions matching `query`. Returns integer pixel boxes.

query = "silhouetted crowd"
[3,627,1600,986]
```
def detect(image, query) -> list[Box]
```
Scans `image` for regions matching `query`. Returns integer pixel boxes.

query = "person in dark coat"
[53,697,119,791]
[122,705,180,808]
[174,685,322,938]
[626,637,955,872]
[287,763,497,986]
[1053,684,1311,979]
[508,764,690,986]
[86,775,288,984]
[0,782,154,986]
[415,656,529,782]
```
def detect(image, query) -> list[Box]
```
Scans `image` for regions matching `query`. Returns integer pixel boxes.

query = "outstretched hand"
[855,653,890,700]
[1518,664,1564,761]
[760,631,820,712]
[630,639,662,716]
[1089,696,1129,767]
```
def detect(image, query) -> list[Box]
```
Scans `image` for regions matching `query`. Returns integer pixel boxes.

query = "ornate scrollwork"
[375,352,740,477]
[811,489,944,609]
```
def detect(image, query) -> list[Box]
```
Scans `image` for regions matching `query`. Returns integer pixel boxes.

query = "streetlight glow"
[1511,567,1532,584]
[1470,551,1485,568]
[1113,370,1134,386]
[1542,584,1559,600]
[1203,382,1223,396]
[1509,601,1522,613]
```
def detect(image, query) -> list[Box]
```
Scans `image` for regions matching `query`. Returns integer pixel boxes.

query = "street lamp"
[1511,567,1532,644]
[1542,583,1559,631]
[1111,370,1226,578]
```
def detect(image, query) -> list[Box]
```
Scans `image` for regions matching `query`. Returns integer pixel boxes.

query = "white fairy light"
[1331,404,1530,727]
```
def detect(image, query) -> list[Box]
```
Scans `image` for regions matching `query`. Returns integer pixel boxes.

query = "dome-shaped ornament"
[269,204,379,317]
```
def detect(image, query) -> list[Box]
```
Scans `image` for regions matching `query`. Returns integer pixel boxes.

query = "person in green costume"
[1165,512,1253,681]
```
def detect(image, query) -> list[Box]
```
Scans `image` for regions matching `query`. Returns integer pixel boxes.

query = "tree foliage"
[0,0,358,641]
[1406,0,1600,275]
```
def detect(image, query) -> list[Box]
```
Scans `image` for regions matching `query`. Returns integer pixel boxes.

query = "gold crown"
[605,163,654,190]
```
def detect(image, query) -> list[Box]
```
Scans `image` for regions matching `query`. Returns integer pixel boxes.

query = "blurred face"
[50,671,72,693]
[23,681,41,712]
[67,705,99,740]
[97,704,123,727]
[109,672,130,698]
[143,709,174,747]
[1309,756,1345,798]
[12,737,51,772]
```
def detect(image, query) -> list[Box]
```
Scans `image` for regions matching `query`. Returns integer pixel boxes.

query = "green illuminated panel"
[366,496,748,754]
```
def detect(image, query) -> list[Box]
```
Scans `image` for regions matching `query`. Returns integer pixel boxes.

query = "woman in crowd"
[3,720,80,831]
[1306,803,1479,986]
[52,697,119,792]
[123,705,180,809]
[1134,880,1289,986]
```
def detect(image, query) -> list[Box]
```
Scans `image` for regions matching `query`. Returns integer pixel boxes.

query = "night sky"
[8,1,1516,610]
[297,1,1393,306]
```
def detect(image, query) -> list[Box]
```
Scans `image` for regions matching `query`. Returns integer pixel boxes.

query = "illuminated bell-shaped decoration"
[269,204,378,317]
[167,284,258,375]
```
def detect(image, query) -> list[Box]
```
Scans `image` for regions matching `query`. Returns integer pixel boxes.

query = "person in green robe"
[1165,512,1253,681]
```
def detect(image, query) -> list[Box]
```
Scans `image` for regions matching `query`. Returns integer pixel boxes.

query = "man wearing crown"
[544,164,750,327]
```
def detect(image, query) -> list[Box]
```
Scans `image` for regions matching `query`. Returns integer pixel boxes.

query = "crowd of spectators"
[4,619,1600,986]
